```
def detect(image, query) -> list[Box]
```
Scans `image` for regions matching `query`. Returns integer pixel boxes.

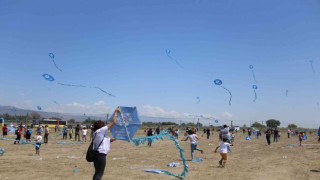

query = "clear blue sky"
[1,0,320,128]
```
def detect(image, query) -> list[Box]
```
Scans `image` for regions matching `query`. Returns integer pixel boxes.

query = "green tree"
[69,119,76,124]
[30,111,41,119]
[186,122,195,127]
[3,113,12,120]
[287,123,297,130]
[161,122,178,126]
[251,122,266,129]
[266,119,281,128]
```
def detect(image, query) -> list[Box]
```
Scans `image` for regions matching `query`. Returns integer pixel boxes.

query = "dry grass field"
[0,129,320,180]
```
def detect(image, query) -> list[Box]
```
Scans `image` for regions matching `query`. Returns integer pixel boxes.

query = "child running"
[181,129,204,160]
[35,132,42,156]
[298,131,303,146]
[214,138,233,167]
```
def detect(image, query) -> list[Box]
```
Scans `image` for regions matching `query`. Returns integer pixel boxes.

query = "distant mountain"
[0,105,104,121]
[0,105,185,124]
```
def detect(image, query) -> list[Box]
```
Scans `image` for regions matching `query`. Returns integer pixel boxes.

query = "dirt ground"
[0,129,320,180]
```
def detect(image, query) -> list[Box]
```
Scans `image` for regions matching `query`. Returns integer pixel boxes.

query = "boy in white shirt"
[214,138,233,167]
[82,127,88,142]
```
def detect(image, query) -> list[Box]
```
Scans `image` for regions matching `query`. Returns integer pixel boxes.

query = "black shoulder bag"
[86,133,104,162]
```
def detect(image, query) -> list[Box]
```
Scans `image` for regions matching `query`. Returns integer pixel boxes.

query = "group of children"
[181,127,233,168]
[1,123,92,156]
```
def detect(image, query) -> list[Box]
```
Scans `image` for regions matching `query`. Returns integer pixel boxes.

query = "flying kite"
[49,53,62,72]
[37,106,42,111]
[214,79,232,106]
[196,96,200,104]
[165,49,183,68]
[42,73,55,82]
[252,85,258,102]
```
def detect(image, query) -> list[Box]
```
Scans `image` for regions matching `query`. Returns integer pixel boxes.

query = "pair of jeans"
[190,143,201,159]
[44,134,49,143]
[93,153,107,180]
[75,133,80,141]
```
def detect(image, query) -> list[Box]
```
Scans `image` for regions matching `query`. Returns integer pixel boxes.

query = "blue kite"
[214,79,232,106]
[49,53,62,72]
[37,106,42,111]
[252,85,258,102]
[195,96,200,104]
[109,106,141,142]
[165,49,183,68]
[42,73,55,82]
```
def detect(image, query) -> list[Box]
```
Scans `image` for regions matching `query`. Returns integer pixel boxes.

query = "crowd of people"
[1,119,319,179]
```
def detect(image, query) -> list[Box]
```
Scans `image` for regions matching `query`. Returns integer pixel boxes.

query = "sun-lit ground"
[0,129,320,180]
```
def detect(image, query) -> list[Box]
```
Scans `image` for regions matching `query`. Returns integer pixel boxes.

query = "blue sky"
[1,0,320,128]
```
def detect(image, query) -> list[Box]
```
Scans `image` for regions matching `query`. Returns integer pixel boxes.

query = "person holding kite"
[92,107,119,180]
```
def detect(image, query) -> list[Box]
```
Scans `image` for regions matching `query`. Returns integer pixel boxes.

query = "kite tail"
[132,131,188,178]
[52,60,63,72]
[310,61,316,74]
[222,86,232,106]
[253,90,257,102]
[57,83,86,87]
[251,70,257,83]
[173,59,183,69]
[93,87,115,97]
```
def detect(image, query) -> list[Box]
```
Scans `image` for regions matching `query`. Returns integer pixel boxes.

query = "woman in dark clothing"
[265,128,271,145]
[147,128,153,146]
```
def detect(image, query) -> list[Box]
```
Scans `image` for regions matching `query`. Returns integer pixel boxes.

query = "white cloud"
[94,100,105,106]
[62,101,112,115]
[221,111,233,120]
[140,105,184,118]
[66,102,88,108]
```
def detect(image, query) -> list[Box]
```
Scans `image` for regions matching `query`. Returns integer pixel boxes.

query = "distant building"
[232,126,240,131]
